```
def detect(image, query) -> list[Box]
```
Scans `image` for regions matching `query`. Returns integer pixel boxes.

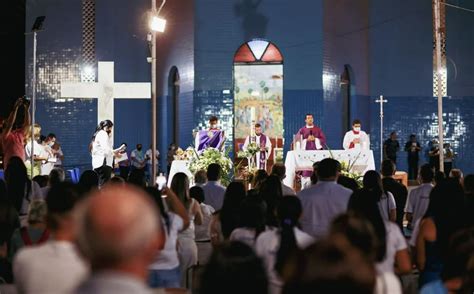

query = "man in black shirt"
[383,131,400,164]
[381,159,408,232]
[404,134,421,180]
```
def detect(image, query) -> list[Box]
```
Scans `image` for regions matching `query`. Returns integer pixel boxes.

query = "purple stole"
[197,129,224,153]
[258,134,267,169]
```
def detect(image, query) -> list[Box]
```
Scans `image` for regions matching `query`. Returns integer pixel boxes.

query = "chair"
[74,168,80,182]
[67,169,79,183]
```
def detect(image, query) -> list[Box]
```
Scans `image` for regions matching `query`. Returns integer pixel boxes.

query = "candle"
[250,107,256,123]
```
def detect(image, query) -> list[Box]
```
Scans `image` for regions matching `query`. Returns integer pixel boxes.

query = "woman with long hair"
[362,171,396,222]
[170,172,202,287]
[90,120,119,187]
[259,175,283,227]
[230,196,267,247]
[416,179,466,288]
[210,181,246,246]
[146,186,189,288]
[255,196,314,294]
[348,185,411,275]
[330,213,403,294]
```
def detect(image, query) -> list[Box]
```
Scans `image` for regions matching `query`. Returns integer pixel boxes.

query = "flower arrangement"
[189,147,233,186]
[327,147,363,188]
[236,142,260,159]
[174,147,195,161]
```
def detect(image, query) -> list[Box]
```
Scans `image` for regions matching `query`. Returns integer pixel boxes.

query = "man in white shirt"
[270,163,296,195]
[342,119,370,150]
[242,123,272,170]
[75,185,164,294]
[202,163,226,210]
[297,158,352,240]
[14,182,89,294]
[404,164,434,229]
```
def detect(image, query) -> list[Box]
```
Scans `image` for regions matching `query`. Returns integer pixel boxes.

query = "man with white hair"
[75,185,164,294]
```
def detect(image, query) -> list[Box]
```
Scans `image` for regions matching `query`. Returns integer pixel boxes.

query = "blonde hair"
[25,124,41,141]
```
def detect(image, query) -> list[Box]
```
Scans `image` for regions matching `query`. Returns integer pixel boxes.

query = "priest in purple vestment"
[296,113,327,188]
[243,123,272,170]
[195,116,226,154]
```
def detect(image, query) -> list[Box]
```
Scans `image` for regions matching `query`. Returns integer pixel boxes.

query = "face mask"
[211,124,217,129]
[353,127,361,132]
[137,147,142,151]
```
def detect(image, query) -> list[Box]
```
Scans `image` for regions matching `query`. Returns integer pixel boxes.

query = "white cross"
[60,61,151,141]
[375,95,388,164]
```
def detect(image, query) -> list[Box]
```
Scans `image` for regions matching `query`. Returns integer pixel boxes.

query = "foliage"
[327,146,363,188]
[189,147,233,186]
[236,142,260,159]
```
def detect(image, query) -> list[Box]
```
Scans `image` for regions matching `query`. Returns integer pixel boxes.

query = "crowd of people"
[0,148,473,293]
[1,101,473,293]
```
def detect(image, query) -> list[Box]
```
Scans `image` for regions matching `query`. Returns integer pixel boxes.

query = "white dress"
[177,198,198,287]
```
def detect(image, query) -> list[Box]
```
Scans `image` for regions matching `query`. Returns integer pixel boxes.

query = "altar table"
[283,150,375,188]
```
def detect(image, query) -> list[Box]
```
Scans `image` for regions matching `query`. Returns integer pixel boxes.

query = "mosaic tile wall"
[370,96,474,174]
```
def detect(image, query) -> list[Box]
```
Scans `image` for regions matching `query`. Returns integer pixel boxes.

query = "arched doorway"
[233,39,284,166]
[168,66,180,145]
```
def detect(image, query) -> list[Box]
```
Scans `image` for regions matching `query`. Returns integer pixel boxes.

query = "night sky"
[0,0,25,118]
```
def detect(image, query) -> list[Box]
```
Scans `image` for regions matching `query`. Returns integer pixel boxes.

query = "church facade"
[27,0,474,173]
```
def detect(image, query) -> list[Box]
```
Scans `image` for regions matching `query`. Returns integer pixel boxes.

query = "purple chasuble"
[197,129,224,153]
[297,125,327,177]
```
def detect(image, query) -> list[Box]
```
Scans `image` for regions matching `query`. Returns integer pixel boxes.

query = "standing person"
[381,160,408,232]
[297,158,352,240]
[91,120,119,187]
[443,143,454,176]
[383,131,400,164]
[348,187,411,275]
[39,135,55,176]
[116,142,129,180]
[51,142,64,168]
[343,119,370,150]
[170,172,203,288]
[24,124,46,179]
[202,163,226,210]
[428,139,440,172]
[405,134,422,180]
[1,97,30,171]
[130,144,146,175]
[416,180,466,288]
[255,196,315,294]
[145,145,160,181]
[166,143,178,175]
[195,116,226,154]
[146,186,190,289]
[296,114,327,187]
[362,171,397,223]
[243,123,272,170]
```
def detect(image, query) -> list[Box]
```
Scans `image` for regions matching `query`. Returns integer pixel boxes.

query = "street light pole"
[434,0,445,172]
[150,0,158,186]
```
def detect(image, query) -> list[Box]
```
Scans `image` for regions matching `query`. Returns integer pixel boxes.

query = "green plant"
[189,147,233,186]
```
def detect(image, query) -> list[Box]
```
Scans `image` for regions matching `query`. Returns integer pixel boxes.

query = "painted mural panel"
[234,64,283,141]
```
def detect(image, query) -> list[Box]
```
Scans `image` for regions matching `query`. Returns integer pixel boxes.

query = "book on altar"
[47,157,57,163]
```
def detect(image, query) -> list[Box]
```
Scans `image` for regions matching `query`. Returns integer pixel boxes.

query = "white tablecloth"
[283,149,375,187]
[168,160,193,186]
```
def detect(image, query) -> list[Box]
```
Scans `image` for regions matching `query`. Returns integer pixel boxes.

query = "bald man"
[75,185,164,294]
